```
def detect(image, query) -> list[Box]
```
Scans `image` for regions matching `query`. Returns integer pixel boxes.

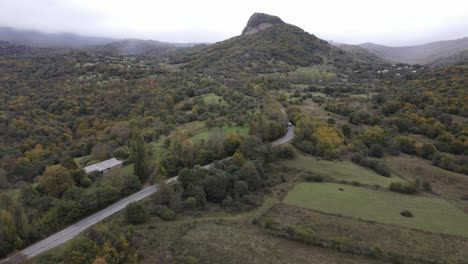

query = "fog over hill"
[357,37,468,65]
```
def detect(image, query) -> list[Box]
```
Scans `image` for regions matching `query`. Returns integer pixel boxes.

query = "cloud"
[0,0,467,45]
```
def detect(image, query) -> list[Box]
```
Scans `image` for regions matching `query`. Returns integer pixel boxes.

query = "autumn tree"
[38,165,74,197]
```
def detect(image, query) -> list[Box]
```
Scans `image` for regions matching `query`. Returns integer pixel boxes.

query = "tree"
[113,146,130,160]
[420,144,437,159]
[91,143,112,161]
[130,128,148,183]
[125,201,148,224]
[152,181,174,207]
[38,165,74,197]
[12,206,31,246]
[0,210,16,245]
[312,125,344,158]
[181,139,195,168]
[239,161,262,191]
[164,95,174,110]
[60,156,78,170]
[92,257,108,264]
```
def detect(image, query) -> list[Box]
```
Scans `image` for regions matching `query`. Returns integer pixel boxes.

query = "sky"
[0,0,467,46]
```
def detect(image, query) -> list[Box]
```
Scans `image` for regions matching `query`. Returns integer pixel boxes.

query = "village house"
[84,158,123,174]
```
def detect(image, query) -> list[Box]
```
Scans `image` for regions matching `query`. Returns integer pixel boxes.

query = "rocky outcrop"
[241,13,285,35]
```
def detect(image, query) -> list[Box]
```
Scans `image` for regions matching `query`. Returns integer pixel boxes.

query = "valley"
[0,11,467,264]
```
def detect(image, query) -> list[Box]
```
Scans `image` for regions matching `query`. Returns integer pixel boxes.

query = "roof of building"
[84,158,123,173]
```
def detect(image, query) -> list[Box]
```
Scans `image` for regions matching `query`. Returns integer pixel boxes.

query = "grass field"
[191,126,249,143]
[284,182,468,237]
[282,154,401,187]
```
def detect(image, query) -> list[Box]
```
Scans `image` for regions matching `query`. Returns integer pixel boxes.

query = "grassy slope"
[190,126,249,143]
[282,154,401,187]
[386,154,468,213]
[264,204,468,263]
[284,182,468,237]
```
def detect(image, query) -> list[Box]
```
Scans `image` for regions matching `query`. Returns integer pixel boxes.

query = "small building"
[84,158,123,174]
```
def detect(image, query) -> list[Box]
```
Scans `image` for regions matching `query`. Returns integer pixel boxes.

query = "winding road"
[1,125,295,262]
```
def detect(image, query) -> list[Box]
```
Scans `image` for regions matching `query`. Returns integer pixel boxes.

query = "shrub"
[274,144,297,159]
[400,210,414,217]
[183,197,197,209]
[461,194,468,201]
[113,146,130,160]
[352,154,391,177]
[389,182,416,194]
[374,162,391,177]
[369,144,384,158]
[263,216,274,229]
[154,205,176,221]
[125,201,149,224]
[304,174,324,182]
[422,181,432,192]
[420,144,436,159]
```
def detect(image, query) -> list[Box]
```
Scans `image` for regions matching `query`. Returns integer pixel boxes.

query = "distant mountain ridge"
[357,37,468,65]
[0,27,115,48]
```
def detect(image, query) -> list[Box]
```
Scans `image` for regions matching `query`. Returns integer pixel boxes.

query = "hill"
[0,26,115,48]
[89,39,178,57]
[359,37,468,65]
[337,44,387,64]
[184,13,370,76]
[429,49,468,67]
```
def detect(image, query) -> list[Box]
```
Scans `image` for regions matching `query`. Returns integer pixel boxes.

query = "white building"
[84,158,123,174]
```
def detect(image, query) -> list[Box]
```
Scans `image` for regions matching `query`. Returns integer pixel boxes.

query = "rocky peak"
[241,13,285,36]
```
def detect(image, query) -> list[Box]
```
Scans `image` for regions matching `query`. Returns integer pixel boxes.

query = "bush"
[274,144,296,159]
[400,210,414,217]
[183,197,197,209]
[263,216,274,229]
[304,174,324,182]
[113,146,130,160]
[125,201,149,224]
[422,181,432,192]
[461,194,468,201]
[154,205,176,221]
[352,154,391,177]
[420,144,436,159]
[369,144,384,158]
[389,182,416,194]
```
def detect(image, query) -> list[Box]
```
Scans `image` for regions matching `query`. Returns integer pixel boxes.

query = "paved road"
[2,125,295,262]
[271,125,295,146]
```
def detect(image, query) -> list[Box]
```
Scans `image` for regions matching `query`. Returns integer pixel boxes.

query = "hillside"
[337,44,387,64]
[0,26,115,48]
[185,13,366,76]
[359,37,468,65]
[429,49,468,67]
[89,39,178,57]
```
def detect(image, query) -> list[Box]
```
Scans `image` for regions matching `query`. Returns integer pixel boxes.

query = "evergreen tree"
[130,128,148,183]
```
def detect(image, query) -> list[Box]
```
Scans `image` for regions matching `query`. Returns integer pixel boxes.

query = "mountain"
[89,39,178,57]
[185,13,364,76]
[0,27,115,48]
[359,37,468,65]
[337,44,387,64]
[429,50,468,67]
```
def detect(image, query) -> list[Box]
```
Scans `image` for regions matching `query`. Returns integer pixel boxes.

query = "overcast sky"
[0,0,467,46]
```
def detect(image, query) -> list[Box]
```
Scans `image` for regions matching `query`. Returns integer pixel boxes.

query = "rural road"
[1,125,295,262]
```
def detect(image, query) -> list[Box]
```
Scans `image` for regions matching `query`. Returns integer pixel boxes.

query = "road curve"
[1,125,295,262]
